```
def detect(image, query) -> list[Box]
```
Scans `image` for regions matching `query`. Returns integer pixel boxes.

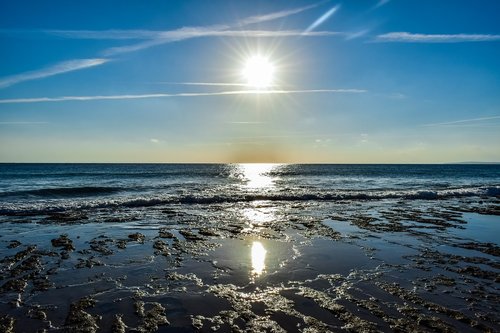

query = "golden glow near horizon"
[242,55,275,89]
[251,241,267,278]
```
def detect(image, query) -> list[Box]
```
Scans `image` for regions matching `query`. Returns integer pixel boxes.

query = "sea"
[1,163,499,218]
[1,163,499,332]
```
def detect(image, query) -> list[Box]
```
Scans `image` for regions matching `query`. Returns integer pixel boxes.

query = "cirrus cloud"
[0,58,108,89]
[375,32,500,43]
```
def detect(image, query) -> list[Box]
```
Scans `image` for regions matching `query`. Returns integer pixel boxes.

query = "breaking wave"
[0,186,498,216]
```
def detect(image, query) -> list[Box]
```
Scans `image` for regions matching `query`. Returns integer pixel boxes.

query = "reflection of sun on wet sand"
[250,241,267,279]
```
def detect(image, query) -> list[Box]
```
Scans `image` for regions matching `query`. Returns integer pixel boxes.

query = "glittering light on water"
[241,205,277,233]
[240,163,276,189]
[251,241,267,277]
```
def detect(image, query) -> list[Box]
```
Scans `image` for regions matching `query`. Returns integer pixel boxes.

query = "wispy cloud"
[154,81,286,87]
[226,121,265,124]
[0,59,108,89]
[44,29,172,40]
[102,30,341,56]
[0,89,366,104]
[238,3,321,26]
[158,82,249,87]
[101,4,324,56]
[375,32,500,43]
[0,4,323,88]
[426,124,500,128]
[6,4,324,41]
[100,26,230,56]
[374,0,390,9]
[150,138,160,143]
[6,4,322,42]
[71,28,345,64]
[345,29,370,40]
[48,29,342,41]
[304,4,341,34]
[424,115,500,127]
[102,39,174,56]
[0,121,48,125]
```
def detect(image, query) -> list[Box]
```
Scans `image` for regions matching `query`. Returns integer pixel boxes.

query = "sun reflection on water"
[251,241,267,278]
[240,163,277,189]
[243,205,276,224]
[236,165,277,281]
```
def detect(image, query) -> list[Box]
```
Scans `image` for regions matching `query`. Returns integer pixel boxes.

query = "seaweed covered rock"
[51,234,75,251]
[64,297,101,333]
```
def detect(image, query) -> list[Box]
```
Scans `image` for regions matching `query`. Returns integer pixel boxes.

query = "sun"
[242,55,275,89]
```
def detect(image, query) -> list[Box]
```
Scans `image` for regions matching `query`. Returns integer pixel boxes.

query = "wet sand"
[0,197,499,332]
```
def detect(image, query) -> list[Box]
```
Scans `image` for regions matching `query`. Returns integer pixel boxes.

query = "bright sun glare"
[251,241,267,277]
[242,55,275,89]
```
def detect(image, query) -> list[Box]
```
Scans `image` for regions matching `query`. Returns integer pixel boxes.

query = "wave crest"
[0,186,498,216]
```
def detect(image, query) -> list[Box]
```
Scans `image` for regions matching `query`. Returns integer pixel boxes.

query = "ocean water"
[1,163,500,331]
[1,163,499,217]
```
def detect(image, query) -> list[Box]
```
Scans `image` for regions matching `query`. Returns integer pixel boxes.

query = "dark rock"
[158,228,175,239]
[198,228,219,237]
[33,277,54,291]
[51,234,75,251]
[7,240,21,249]
[1,279,27,292]
[457,266,499,281]
[179,229,203,241]
[46,211,88,223]
[64,297,100,333]
[128,233,145,242]
[75,258,104,269]
[0,315,15,333]
[135,301,169,332]
[116,240,127,249]
[153,240,170,256]
[27,305,47,321]
[111,314,127,333]
[89,239,113,255]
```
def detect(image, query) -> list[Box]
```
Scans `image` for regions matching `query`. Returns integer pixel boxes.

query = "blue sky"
[0,0,499,163]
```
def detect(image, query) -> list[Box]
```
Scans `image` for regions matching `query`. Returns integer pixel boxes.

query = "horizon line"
[1,161,499,165]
